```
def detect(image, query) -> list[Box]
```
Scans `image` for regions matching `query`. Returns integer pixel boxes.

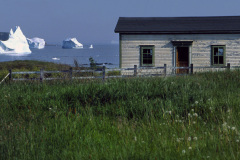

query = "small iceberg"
[27,37,45,49]
[62,38,83,49]
[89,44,93,49]
[52,57,60,60]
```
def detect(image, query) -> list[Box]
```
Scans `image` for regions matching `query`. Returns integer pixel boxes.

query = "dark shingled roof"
[114,16,240,34]
[0,32,9,41]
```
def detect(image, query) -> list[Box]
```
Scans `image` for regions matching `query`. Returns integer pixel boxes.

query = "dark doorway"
[176,47,189,74]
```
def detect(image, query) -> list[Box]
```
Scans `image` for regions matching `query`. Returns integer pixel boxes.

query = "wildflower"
[188,147,192,150]
[193,113,198,117]
[177,138,181,143]
[182,150,186,154]
[49,108,52,110]
[195,101,199,104]
[159,133,161,135]
[191,109,194,112]
[188,137,191,141]
[232,127,236,131]
[193,137,198,141]
[236,139,239,143]
[142,141,145,143]
[188,113,191,117]
[193,121,196,124]
[134,136,137,141]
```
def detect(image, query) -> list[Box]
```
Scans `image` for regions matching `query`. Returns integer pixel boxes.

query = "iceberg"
[62,38,83,49]
[52,57,60,60]
[27,37,45,49]
[89,44,93,49]
[0,26,31,54]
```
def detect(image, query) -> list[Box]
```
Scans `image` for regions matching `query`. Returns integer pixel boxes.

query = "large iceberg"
[27,37,45,49]
[0,26,31,54]
[62,38,83,49]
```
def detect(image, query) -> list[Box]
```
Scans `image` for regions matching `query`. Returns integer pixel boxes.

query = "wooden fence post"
[134,65,137,76]
[40,69,44,82]
[9,69,12,81]
[102,66,106,82]
[227,63,230,71]
[190,64,193,74]
[164,64,167,76]
[69,67,73,80]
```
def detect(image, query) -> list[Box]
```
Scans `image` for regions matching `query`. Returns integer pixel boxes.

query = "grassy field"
[1,61,240,159]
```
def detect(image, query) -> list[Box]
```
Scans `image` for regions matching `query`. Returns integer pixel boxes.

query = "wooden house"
[114,16,240,73]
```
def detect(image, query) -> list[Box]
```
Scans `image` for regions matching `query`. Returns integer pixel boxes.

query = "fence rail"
[6,63,239,82]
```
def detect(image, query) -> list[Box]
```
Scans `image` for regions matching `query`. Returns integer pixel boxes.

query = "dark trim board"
[171,41,193,46]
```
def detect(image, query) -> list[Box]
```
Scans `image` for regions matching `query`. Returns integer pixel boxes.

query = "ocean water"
[0,44,119,68]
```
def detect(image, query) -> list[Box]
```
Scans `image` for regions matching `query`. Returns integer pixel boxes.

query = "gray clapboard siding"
[120,34,240,68]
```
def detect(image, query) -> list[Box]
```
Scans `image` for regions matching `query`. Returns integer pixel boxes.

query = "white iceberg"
[0,26,31,54]
[27,37,45,49]
[89,44,93,49]
[52,57,60,60]
[62,38,83,49]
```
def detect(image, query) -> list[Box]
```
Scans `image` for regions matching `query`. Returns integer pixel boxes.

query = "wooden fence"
[6,63,238,82]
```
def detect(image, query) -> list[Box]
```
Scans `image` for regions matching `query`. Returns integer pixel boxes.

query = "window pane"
[147,59,152,64]
[214,56,218,64]
[143,49,148,53]
[143,58,152,64]
[219,48,224,56]
[214,48,218,56]
[219,56,223,64]
[149,49,152,54]
[143,53,152,59]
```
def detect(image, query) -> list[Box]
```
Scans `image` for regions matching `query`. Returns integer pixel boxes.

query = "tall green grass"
[1,70,240,159]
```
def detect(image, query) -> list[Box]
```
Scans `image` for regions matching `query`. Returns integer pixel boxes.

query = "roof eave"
[114,30,240,34]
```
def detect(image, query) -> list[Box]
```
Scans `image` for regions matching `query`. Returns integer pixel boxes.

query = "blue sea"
[0,44,119,68]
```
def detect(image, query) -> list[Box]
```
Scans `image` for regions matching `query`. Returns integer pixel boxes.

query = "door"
[176,47,189,74]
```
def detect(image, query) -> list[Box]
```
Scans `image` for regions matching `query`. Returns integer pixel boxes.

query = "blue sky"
[1,0,240,44]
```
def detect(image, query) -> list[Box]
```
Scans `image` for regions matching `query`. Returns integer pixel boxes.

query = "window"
[211,46,226,66]
[141,46,154,66]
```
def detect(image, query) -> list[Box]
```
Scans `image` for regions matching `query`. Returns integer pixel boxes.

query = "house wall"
[120,34,240,69]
